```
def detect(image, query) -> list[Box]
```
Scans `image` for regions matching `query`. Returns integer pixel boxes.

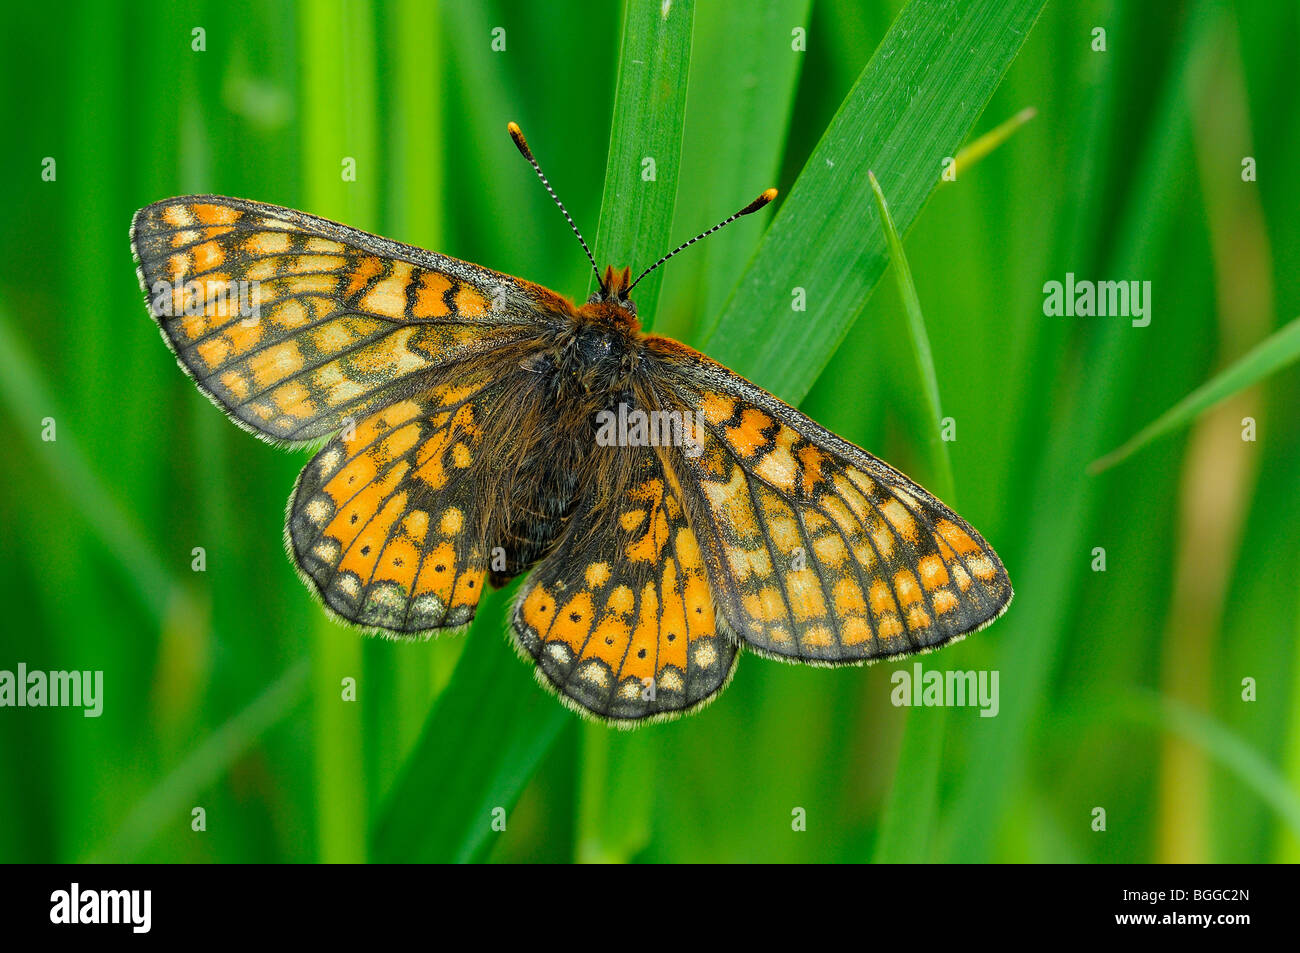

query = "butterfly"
[130,122,1012,724]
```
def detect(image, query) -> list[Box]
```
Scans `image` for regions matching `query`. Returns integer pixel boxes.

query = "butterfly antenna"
[626,188,778,296]
[508,121,601,286]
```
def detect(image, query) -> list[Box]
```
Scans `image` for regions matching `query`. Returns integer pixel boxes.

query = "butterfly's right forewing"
[648,338,1013,664]
[287,368,512,635]
[131,194,569,445]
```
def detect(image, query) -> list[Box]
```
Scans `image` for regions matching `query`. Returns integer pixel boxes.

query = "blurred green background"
[2,0,1298,863]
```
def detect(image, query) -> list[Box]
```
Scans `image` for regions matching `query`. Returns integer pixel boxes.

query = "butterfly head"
[572,265,639,337]
[585,264,637,312]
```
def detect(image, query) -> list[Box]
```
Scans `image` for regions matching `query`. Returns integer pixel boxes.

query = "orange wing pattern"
[288,370,507,633]
[650,341,1012,664]
[130,195,569,444]
[511,447,737,721]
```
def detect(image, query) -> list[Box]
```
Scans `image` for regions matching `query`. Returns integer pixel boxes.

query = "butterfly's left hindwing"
[130,195,567,445]
[648,339,1013,665]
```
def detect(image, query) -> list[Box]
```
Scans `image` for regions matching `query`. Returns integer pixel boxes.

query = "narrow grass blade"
[872,707,945,863]
[1090,314,1300,473]
[867,170,955,502]
[576,729,655,863]
[578,0,695,862]
[299,0,378,863]
[942,107,1037,186]
[1280,583,1300,860]
[588,0,696,326]
[865,171,954,862]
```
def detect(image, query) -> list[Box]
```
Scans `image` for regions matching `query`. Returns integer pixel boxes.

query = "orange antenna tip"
[507,121,531,156]
[739,188,779,216]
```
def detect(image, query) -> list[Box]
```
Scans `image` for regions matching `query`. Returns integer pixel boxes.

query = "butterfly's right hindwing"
[287,371,509,635]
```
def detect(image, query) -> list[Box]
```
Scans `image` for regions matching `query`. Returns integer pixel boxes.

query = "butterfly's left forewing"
[648,338,1012,665]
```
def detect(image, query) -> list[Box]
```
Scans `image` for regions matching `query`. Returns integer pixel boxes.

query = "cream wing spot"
[305,499,330,524]
[440,507,464,535]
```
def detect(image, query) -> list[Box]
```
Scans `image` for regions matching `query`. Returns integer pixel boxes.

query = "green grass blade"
[587,0,696,327]
[872,705,946,863]
[578,0,695,863]
[673,0,811,330]
[1090,314,1300,473]
[1280,583,1300,861]
[299,0,378,864]
[867,95,1039,863]
[943,106,1037,186]
[576,729,655,863]
[579,2,811,863]
[704,0,1048,403]
[867,170,955,502]
[364,0,449,817]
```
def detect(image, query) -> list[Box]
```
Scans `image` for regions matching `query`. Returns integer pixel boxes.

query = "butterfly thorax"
[552,315,640,393]
[538,265,642,394]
